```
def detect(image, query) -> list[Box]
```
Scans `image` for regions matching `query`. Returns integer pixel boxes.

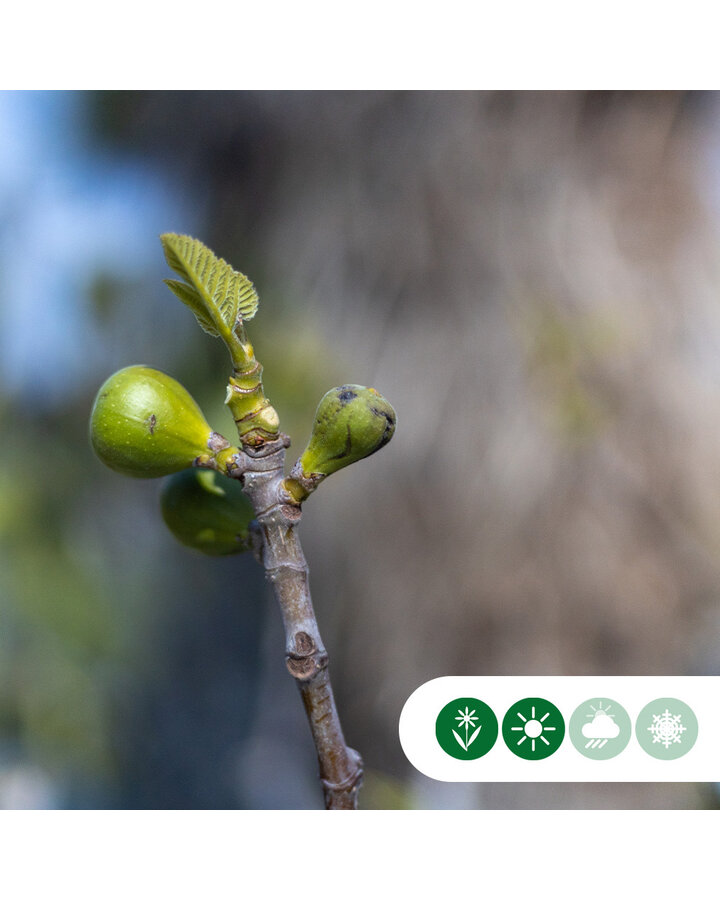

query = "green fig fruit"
[298,384,396,478]
[90,366,238,478]
[160,468,255,555]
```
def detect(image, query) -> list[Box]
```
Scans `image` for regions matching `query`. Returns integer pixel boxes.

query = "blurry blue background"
[2,91,720,809]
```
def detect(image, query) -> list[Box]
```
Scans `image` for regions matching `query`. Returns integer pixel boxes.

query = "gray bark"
[230,438,362,809]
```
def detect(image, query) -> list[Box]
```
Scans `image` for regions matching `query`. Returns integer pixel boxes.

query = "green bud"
[160,468,255,556]
[298,384,396,478]
[90,366,238,478]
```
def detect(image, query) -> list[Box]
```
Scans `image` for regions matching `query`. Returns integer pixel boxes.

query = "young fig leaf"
[160,233,259,340]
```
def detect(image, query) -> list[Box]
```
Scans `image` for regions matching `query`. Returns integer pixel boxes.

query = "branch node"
[321,750,364,808]
[286,631,329,682]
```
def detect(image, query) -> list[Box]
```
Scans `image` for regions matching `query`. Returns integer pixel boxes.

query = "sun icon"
[510,704,557,752]
[503,698,565,759]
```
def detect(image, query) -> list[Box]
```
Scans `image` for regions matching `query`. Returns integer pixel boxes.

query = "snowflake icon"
[648,708,687,749]
[636,698,698,760]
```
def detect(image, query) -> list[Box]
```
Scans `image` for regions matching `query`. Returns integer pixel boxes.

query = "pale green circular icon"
[635,697,698,760]
[569,698,631,760]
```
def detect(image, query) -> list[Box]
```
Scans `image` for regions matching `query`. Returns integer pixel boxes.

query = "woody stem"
[231,438,363,809]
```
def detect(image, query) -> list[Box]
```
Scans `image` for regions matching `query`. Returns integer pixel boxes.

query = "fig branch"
[88,234,396,810]
[228,436,363,809]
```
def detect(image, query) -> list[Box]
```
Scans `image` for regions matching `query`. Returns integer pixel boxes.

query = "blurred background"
[1,90,720,809]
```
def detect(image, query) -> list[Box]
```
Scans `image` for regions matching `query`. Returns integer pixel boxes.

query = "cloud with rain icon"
[582,704,620,749]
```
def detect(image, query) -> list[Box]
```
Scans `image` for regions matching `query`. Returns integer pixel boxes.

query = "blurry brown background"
[1,91,719,808]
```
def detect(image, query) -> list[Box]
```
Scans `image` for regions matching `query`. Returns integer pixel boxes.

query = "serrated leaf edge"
[160,234,259,340]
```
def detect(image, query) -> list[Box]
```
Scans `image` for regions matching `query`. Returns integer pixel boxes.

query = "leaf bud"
[160,468,255,555]
[90,366,239,478]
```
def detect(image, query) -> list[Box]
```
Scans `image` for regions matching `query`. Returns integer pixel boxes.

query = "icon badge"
[435,697,499,760]
[635,698,698,760]
[569,697,631,759]
[502,698,565,759]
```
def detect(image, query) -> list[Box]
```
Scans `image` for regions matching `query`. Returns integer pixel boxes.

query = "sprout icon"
[435,698,499,760]
[453,706,481,752]
[581,702,620,749]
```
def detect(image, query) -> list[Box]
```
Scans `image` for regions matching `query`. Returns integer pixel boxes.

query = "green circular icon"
[569,697,631,760]
[635,697,698,760]
[502,698,565,759]
[435,697,499,760]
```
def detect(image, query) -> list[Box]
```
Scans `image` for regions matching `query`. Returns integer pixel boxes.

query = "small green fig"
[90,365,238,478]
[160,468,255,555]
[298,384,396,478]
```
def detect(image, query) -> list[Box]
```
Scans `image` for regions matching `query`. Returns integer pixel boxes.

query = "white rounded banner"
[399,676,716,781]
